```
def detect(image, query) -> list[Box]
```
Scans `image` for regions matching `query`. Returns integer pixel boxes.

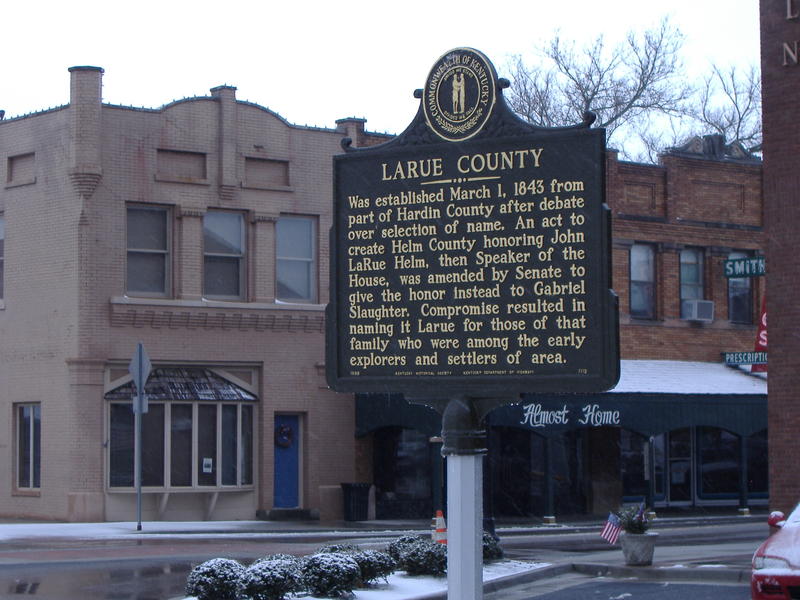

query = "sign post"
[326,48,619,599]
[128,342,152,531]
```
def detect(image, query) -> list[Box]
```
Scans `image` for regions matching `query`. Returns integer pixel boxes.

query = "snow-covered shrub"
[387,534,426,562]
[349,549,396,585]
[301,552,361,597]
[238,557,300,600]
[395,538,447,576]
[316,542,360,554]
[185,558,244,600]
[482,531,504,561]
[253,553,301,565]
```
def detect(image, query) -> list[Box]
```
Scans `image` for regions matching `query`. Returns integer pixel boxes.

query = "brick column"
[760,0,800,512]
[252,212,279,303]
[177,208,204,300]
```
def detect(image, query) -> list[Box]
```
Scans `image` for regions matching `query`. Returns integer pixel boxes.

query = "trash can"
[341,483,371,521]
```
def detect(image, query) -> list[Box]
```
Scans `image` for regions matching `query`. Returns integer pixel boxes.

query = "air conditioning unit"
[682,299,714,322]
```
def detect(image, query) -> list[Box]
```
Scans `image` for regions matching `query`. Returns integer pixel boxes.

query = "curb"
[572,562,751,583]
[382,559,750,600]
[397,564,574,600]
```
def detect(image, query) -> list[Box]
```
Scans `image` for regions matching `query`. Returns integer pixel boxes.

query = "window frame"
[108,401,254,491]
[126,204,171,297]
[276,215,318,303]
[727,250,753,324]
[0,214,5,302]
[15,403,41,492]
[202,210,246,300]
[629,243,656,319]
[679,247,704,319]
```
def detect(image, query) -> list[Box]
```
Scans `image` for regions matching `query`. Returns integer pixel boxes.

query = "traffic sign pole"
[129,342,152,531]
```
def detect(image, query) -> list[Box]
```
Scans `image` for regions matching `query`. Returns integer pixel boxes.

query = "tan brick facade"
[0,66,389,522]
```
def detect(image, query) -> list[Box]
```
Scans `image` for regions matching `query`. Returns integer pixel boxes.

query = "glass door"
[668,428,693,503]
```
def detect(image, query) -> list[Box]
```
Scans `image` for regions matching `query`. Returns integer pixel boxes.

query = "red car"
[752,505,800,599]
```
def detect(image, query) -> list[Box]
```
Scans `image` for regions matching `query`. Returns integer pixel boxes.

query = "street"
[489,580,750,600]
[0,519,763,599]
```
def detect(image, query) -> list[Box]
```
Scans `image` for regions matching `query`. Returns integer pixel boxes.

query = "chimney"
[68,66,104,197]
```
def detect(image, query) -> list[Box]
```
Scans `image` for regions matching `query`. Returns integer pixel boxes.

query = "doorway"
[273,414,301,508]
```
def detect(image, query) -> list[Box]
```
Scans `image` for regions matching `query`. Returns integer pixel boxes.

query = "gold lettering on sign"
[784,41,799,66]
[340,137,602,379]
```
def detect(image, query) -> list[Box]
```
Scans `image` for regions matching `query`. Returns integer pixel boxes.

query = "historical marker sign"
[326,48,619,398]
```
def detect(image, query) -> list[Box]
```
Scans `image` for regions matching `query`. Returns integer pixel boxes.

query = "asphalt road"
[489,580,751,600]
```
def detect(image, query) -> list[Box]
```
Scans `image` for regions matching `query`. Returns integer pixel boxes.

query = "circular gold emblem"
[423,48,497,142]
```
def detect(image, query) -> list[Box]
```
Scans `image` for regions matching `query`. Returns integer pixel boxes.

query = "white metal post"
[446,453,483,600]
[135,406,142,531]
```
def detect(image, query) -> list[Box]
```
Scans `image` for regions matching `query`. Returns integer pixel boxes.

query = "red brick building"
[760,0,800,514]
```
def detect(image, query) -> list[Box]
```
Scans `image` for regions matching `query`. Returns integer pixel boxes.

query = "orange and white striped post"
[434,509,447,544]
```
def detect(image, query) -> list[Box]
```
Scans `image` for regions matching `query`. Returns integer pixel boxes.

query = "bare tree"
[686,64,762,151]
[507,17,692,157]
[629,63,762,163]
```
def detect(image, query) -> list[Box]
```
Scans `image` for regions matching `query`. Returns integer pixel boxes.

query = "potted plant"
[617,504,657,566]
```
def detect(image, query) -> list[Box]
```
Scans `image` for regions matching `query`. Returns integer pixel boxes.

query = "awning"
[356,361,767,438]
[104,367,257,402]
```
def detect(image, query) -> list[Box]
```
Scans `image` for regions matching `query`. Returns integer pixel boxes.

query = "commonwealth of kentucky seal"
[423,47,497,142]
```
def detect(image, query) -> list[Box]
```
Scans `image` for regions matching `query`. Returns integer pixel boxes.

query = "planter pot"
[621,532,658,566]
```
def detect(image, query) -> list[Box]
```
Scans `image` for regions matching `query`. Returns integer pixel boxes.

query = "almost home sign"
[326,48,619,399]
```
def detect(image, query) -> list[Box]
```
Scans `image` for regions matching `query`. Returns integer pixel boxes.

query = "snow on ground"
[181,561,548,600]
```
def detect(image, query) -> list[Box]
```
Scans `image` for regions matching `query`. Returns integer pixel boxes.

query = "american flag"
[600,512,622,545]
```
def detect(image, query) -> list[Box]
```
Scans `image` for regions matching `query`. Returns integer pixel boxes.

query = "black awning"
[356,394,441,438]
[356,391,767,438]
[104,367,257,402]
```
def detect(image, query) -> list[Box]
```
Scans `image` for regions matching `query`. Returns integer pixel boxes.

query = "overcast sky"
[3,0,760,134]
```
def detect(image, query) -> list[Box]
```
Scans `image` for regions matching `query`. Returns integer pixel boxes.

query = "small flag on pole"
[600,512,622,545]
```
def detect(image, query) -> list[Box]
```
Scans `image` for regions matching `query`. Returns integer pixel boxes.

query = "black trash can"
[341,483,371,521]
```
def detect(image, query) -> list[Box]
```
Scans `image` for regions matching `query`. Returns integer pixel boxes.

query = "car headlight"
[754,555,791,570]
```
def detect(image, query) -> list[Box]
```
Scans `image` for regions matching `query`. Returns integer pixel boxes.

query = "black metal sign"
[326,48,619,398]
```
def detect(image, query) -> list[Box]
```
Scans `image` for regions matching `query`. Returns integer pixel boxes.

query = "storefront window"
[551,431,586,515]
[373,427,432,519]
[621,431,666,501]
[109,402,253,489]
[697,426,740,497]
[488,427,545,517]
[747,430,768,495]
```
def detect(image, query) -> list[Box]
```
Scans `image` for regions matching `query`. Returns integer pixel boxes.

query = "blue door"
[273,414,300,508]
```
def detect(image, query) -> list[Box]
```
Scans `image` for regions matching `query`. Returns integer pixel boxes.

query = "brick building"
[0,66,388,522]
[358,136,768,519]
[760,0,800,514]
[1,64,769,523]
